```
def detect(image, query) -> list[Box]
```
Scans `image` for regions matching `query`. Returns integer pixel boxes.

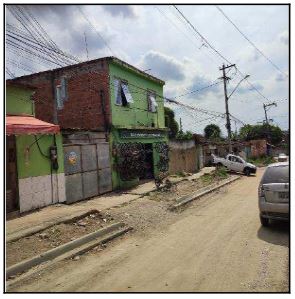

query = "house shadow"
[257,221,289,247]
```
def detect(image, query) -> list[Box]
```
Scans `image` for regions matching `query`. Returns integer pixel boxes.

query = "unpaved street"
[8,168,289,292]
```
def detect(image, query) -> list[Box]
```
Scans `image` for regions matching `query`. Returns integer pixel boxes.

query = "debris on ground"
[38,233,48,239]
[72,256,81,261]
[6,210,114,268]
[77,220,87,227]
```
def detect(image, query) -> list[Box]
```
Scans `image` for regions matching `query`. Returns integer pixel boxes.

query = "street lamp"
[228,74,250,100]
[224,74,249,153]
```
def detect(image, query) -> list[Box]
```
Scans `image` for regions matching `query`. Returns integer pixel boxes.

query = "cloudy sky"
[6,4,289,135]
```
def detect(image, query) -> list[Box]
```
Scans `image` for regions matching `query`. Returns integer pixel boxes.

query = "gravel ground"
[7,169,289,292]
[6,211,115,267]
[6,172,234,269]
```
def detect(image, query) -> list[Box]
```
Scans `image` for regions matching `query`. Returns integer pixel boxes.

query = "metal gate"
[63,142,112,203]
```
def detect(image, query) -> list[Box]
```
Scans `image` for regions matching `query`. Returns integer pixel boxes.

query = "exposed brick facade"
[12,58,111,131]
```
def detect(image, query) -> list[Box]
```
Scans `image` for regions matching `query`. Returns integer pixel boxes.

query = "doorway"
[140,143,154,180]
[6,136,19,213]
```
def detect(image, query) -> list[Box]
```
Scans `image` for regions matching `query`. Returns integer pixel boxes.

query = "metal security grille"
[63,142,112,203]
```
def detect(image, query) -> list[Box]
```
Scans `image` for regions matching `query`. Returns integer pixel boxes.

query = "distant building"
[12,57,169,202]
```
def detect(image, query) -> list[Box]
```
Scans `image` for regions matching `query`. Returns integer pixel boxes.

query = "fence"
[168,140,201,174]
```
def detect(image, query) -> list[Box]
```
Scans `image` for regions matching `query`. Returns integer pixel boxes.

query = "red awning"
[6,116,60,135]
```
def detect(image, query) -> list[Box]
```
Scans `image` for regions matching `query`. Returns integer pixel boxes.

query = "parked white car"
[212,154,257,176]
[258,162,289,226]
[278,153,288,162]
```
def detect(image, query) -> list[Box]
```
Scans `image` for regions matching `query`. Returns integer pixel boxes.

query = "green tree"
[176,130,193,140]
[239,124,253,140]
[239,123,283,145]
[164,107,179,138]
[204,124,221,139]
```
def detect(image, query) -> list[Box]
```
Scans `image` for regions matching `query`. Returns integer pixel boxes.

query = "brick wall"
[12,59,111,131]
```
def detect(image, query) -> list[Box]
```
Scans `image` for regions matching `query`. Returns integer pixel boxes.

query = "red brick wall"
[12,59,111,131]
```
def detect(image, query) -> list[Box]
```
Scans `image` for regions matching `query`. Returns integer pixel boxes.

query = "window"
[147,92,158,112]
[235,158,243,163]
[56,77,68,110]
[114,79,133,106]
[61,77,68,101]
[56,85,63,110]
[262,165,289,184]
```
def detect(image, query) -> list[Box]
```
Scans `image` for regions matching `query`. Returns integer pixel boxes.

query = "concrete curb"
[6,222,125,278]
[136,169,216,198]
[6,209,100,243]
[6,226,133,290]
[169,176,241,210]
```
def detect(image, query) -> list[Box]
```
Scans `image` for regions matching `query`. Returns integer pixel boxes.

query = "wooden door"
[6,136,19,213]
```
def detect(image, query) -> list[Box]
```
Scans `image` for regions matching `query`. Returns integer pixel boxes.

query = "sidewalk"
[6,167,215,242]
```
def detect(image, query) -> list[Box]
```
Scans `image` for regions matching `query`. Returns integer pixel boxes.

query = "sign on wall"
[120,130,166,139]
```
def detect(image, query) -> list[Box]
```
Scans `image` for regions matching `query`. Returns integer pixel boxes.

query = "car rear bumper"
[259,197,289,220]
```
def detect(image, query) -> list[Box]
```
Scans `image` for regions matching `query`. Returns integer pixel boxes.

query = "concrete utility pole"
[263,102,277,154]
[220,63,236,153]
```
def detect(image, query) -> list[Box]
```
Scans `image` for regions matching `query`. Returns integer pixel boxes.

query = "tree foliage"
[164,107,179,138]
[239,123,283,145]
[176,130,193,140]
[204,124,221,139]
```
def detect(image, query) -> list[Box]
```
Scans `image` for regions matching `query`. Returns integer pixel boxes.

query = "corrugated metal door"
[64,142,112,203]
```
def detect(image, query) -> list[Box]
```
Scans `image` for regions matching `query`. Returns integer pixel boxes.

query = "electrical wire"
[216,5,288,79]
[173,5,274,104]
[77,6,115,56]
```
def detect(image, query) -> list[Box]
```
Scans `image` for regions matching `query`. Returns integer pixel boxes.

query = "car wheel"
[244,168,251,176]
[260,215,269,227]
[216,163,223,169]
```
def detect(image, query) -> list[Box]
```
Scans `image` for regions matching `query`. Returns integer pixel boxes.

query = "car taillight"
[258,185,265,197]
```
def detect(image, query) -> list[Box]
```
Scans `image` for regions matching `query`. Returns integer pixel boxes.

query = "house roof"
[10,56,165,86]
[6,80,37,90]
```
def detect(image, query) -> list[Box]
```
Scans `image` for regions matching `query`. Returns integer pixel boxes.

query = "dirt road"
[8,169,289,292]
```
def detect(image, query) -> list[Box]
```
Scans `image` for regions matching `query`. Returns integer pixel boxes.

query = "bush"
[248,155,275,167]
[201,167,228,184]
[176,130,193,140]
[214,166,228,179]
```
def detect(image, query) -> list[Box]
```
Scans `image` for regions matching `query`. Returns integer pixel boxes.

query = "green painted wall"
[109,61,165,129]
[6,85,34,116]
[110,128,168,189]
[108,61,168,189]
[16,133,64,179]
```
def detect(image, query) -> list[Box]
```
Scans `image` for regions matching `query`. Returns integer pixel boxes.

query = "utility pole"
[220,63,236,153]
[263,102,277,155]
[179,118,183,133]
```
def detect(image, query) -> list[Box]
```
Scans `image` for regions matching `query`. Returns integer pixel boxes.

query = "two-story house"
[6,81,65,214]
[11,57,169,201]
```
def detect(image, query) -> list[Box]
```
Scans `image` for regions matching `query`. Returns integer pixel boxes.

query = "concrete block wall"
[12,59,111,131]
[18,173,66,213]
[168,140,198,174]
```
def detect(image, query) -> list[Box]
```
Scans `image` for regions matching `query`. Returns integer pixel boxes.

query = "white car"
[212,154,257,176]
[258,162,289,226]
[278,153,288,162]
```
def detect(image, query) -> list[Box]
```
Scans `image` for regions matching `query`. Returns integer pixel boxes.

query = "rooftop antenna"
[84,31,89,61]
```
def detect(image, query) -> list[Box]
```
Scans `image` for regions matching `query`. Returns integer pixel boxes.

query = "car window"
[236,158,243,163]
[262,165,289,184]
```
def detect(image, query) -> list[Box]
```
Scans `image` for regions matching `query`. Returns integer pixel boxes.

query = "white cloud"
[139,50,186,81]
[5,4,289,132]
[102,5,138,18]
